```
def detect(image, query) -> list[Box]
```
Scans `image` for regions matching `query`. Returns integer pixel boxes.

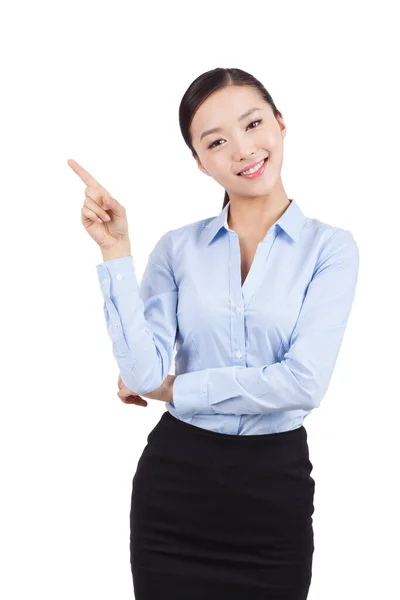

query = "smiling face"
[190,85,287,203]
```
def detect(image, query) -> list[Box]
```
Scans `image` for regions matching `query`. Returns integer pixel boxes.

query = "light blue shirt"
[96,199,359,435]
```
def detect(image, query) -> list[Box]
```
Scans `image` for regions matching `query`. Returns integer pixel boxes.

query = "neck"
[227,180,290,237]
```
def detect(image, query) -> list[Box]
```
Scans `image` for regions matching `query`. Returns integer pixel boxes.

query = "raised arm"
[67,158,178,396]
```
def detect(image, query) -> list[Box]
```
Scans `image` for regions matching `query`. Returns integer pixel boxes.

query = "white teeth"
[239,158,266,175]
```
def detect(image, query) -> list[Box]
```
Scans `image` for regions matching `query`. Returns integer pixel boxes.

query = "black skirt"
[130,410,315,600]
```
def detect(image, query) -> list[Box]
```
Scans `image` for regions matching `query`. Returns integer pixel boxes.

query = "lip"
[237,157,268,177]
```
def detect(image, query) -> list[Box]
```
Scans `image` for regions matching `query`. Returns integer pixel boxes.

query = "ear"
[276,112,287,140]
[193,153,210,176]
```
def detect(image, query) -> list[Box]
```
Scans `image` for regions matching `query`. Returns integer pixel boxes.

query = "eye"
[207,119,263,149]
[247,119,262,130]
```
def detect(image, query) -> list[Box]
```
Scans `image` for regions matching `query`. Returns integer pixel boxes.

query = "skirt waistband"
[156,409,306,445]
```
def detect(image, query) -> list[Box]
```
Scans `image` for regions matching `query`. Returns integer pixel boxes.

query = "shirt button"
[235,350,242,359]
[116,273,123,280]
[235,306,242,314]
[102,278,107,285]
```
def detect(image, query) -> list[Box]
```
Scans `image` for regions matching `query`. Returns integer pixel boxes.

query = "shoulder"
[162,215,212,247]
[168,216,211,237]
[299,216,360,280]
[150,217,211,269]
[304,215,358,253]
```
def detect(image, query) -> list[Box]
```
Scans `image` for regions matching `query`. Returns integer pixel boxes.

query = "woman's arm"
[171,229,360,417]
[96,230,178,395]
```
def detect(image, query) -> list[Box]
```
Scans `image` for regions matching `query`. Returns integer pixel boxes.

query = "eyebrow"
[199,107,262,142]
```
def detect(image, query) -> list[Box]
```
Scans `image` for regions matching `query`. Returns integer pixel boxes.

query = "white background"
[1,1,399,598]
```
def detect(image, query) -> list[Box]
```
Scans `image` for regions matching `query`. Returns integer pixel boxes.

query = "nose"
[233,147,258,172]
[232,143,258,163]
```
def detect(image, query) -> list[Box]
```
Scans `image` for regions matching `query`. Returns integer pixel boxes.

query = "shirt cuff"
[171,369,210,418]
[96,255,139,299]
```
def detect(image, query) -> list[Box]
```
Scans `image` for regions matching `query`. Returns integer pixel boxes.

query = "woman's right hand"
[118,374,148,407]
[67,158,130,250]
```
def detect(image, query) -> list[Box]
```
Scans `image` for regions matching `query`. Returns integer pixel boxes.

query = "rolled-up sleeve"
[96,231,178,395]
[172,228,360,417]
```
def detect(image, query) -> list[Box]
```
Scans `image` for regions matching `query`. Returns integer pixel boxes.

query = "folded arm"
[171,229,360,417]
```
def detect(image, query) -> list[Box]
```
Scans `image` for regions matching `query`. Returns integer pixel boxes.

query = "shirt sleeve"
[171,228,360,417]
[96,231,178,395]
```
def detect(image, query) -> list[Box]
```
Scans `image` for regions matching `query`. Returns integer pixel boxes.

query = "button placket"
[229,232,246,365]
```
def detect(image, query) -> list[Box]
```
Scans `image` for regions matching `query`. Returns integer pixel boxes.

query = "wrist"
[166,375,177,403]
[101,241,132,262]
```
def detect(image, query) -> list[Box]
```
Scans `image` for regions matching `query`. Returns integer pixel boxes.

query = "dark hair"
[178,67,282,210]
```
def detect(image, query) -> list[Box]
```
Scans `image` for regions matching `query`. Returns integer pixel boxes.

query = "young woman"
[68,67,359,599]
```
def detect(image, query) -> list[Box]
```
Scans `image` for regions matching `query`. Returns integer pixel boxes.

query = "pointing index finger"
[67,158,109,193]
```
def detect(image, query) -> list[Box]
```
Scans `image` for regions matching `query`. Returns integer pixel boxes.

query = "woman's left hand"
[117,373,176,406]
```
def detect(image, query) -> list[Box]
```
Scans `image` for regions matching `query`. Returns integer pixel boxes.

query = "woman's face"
[190,85,287,200]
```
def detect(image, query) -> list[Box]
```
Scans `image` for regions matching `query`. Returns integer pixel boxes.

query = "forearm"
[172,362,316,417]
[96,234,178,395]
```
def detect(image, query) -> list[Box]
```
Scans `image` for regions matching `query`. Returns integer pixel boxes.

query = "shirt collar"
[202,198,307,246]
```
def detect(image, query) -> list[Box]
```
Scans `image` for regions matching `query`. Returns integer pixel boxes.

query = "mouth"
[237,157,269,178]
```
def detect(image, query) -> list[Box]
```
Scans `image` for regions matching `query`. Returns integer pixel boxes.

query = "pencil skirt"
[130,410,315,600]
